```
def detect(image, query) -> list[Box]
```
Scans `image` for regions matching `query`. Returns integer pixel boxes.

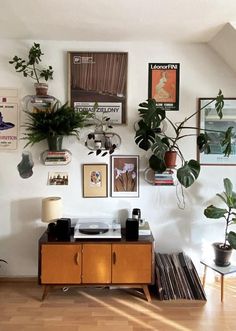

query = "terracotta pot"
[164,151,177,168]
[34,82,48,96]
[213,242,233,267]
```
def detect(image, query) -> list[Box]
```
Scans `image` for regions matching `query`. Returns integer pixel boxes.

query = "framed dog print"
[110,155,139,197]
[83,164,108,198]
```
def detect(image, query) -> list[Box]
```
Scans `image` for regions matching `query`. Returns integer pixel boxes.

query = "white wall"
[1,39,236,276]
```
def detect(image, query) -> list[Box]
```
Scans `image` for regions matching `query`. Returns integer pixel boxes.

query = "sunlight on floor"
[80,290,192,331]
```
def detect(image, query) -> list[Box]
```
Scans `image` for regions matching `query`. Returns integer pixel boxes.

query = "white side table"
[200,259,236,302]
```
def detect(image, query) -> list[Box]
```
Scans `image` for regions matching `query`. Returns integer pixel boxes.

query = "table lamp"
[41,196,63,223]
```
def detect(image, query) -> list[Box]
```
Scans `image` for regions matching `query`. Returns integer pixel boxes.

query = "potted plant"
[135,90,233,189]
[23,101,92,151]
[86,102,121,156]
[9,42,53,96]
[204,178,236,266]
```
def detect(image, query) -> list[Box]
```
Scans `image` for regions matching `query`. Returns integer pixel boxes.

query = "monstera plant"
[135,90,233,189]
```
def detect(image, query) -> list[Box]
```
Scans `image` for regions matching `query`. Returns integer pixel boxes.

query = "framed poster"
[68,52,128,124]
[148,63,180,110]
[110,155,139,197]
[83,164,108,198]
[0,88,18,150]
[198,98,236,165]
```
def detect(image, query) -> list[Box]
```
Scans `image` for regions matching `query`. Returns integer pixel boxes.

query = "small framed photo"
[83,164,108,198]
[110,155,139,197]
[148,63,180,110]
[198,98,236,165]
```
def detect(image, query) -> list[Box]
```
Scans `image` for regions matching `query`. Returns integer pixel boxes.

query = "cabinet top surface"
[39,229,154,244]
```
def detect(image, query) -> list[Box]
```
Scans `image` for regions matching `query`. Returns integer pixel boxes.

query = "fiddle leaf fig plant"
[135,90,234,189]
[204,178,236,249]
[9,42,53,83]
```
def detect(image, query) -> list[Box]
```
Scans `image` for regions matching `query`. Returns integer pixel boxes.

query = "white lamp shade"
[42,197,63,222]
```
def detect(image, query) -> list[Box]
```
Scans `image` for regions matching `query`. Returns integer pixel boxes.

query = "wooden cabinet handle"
[75,252,80,265]
[112,252,116,264]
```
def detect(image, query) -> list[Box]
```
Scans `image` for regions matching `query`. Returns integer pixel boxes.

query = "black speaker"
[125,218,139,241]
[56,218,71,241]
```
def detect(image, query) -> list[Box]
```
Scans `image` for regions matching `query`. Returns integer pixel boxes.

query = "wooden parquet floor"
[0,280,236,331]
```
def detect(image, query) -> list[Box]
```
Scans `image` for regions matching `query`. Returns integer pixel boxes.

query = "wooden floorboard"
[0,279,236,331]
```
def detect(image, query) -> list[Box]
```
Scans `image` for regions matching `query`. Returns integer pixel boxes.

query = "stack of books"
[155,252,206,301]
[139,221,151,236]
[43,151,71,165]
[154,170,174,186]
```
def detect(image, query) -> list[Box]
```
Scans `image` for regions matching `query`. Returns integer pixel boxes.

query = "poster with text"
[0,88,18,150]
[148,63,180,110]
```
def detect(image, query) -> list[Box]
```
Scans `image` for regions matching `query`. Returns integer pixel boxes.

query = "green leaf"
[197,133,211,153]
[176,160,200,188]
[204,205,227,219]
[149,154,166,172]
[216,193,227,204]
[221,126,234,157]
[228,231,236,249]
[151,136,169,159]
[138,99,166,128]
[224,178,233,197]
[134,120,156,151]
[215,89,224,119]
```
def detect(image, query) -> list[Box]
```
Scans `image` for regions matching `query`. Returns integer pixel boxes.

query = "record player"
[74,218,121,239]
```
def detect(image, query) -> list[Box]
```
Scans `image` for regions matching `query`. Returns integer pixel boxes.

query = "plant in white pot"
[9,42,53,96]
[204,178,236,266]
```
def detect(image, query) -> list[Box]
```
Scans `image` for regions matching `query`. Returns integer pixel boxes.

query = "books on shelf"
[155,252,206,301]
[139,221,151,236]
[154,170,175,186]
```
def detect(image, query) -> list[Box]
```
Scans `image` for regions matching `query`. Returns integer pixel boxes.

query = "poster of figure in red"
[148,63,180,110]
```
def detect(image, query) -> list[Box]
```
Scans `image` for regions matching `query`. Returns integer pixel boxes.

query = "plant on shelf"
[86,102,121,156]
[23,101,92,151]
[135,90,233,189]
[9,42,53,95]
[204,178,236,266]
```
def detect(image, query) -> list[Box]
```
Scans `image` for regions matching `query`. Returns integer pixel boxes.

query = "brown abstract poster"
[68,52,128,124]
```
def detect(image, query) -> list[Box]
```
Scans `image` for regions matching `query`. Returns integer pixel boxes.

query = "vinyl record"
[79,222,109,235]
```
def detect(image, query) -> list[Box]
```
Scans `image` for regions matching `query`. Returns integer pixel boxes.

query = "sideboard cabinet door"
[112,244,152,284]
[82,244,111,283]
[41,244,82,284]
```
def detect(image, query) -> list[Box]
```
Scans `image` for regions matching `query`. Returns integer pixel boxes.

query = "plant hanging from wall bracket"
[85,102,121,156]
[9,42,53,83]
[134,90,234,193]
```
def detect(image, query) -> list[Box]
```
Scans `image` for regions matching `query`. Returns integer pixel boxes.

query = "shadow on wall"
[2,197,45,276]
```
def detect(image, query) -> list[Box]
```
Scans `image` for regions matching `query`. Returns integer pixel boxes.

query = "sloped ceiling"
[1,0,236,42]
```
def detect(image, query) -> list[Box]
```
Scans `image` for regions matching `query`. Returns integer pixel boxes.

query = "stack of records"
[155,252,206,301]
[154,170,174,186]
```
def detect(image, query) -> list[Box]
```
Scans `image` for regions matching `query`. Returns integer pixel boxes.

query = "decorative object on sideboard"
[22,101,92,158]
[134,90,234,207]
[204,178,236,267]
[85,102,121,156]
[9,42,53,96]
[42,197,63,223]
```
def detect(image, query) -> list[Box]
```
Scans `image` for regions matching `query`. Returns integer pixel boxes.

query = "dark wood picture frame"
[148,63,180,110]
[197,97,236,165]
[68,51,128,124]
[83,164,108,198]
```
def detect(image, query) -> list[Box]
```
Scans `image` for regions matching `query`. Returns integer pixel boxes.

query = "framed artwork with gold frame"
[83,164,108,198]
